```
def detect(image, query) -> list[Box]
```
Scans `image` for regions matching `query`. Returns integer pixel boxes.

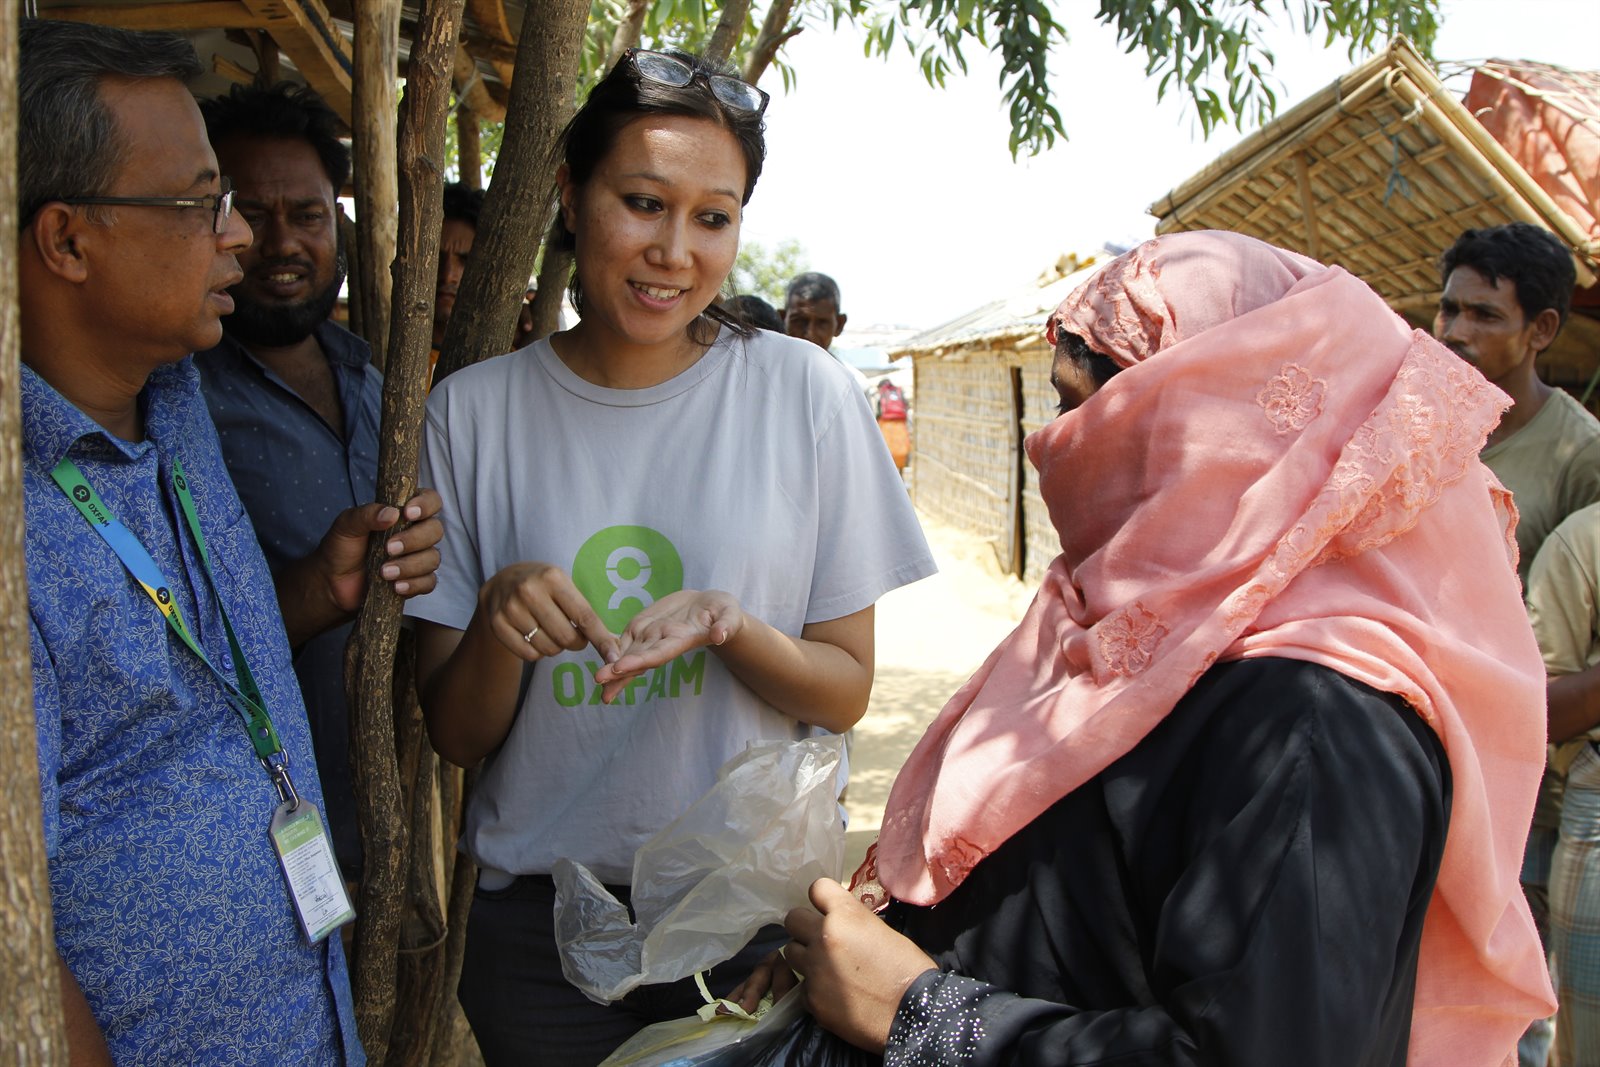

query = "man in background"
[433,181,484,356]
[196,81,442,880]
[784,271,848,355]
[1435,221,1600,1066]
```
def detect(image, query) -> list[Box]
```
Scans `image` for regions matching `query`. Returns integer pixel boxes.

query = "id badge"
[270,800,356,943]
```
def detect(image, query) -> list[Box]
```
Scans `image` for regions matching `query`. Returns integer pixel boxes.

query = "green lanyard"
[50,455,288,774]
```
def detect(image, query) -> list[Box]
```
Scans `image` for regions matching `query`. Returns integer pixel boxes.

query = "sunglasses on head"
[625,49,769,116]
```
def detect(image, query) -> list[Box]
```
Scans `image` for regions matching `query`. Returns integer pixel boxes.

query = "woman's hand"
[477,561,619,665]
[782,878,938,1053]
[593,589,743,702]
[726,945,803,1015]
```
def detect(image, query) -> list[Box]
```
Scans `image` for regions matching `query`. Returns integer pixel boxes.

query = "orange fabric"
[877,417,910,470]
[875,232,1555,1065]
[1464,63,1600,245]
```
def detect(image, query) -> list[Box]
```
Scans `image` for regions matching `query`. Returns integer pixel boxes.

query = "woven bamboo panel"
[1151,38,1598,315]
[911,354,1018,555]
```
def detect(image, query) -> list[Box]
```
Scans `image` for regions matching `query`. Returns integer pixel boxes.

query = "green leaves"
[1093,0,1439,137]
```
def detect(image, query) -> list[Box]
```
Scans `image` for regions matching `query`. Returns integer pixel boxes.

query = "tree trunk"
[427,765,479,1067]
[603,0,648,70]
[456,102,482,189]
[742,0,800,85]
[433,0,591,382]
[527,217,570,341]
[345,0,464,1056]
[703,0,751,66]
[0,3,69,1058]
[353,0,401,368]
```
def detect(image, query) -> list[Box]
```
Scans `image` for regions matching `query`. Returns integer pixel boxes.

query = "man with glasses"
[195,82,442,885]
[18,20,364,1064]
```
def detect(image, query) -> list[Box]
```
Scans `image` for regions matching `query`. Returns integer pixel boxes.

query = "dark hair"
[442,181,485,228]
[199,82,351,190]
[555,49,766,340]
[785,271,842,311]
[1439,222,1575,330]
[1060,331,1123,388]
[725,294,784,332]
[18,20,202,225]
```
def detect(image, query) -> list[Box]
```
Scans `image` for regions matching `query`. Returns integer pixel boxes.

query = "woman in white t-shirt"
[406,48,934,1065]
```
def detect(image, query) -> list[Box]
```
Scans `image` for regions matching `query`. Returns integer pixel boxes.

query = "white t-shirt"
[405,327,936,882]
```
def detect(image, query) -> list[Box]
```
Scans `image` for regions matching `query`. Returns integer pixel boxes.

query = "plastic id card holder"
[270,800,356,943]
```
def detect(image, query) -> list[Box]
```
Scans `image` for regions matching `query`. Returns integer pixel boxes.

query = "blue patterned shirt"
[23,359,364,1066]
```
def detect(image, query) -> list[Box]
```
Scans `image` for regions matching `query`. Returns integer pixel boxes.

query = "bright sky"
[739,0,1600,331]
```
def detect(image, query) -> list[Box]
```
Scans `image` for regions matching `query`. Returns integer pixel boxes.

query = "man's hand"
[782,878,937,1053]
[277,489,444,647]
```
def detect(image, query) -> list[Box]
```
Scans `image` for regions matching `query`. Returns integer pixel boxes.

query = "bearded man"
[195,82,440,881]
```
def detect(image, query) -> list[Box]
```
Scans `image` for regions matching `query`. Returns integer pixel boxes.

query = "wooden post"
[433,0,592,381]
[0,3,69,1058]
[353,0,401,367]
[456,101,482,189]
[345,0,464,1056]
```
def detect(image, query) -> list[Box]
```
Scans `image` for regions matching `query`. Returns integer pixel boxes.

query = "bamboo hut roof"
[1147,38,1600,304]
[892,249,1121,359]
[36,0,519,126]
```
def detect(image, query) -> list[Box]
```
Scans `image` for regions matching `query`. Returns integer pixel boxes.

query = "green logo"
[571,525,684,633]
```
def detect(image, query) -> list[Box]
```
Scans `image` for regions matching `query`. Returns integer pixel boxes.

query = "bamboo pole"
[1293,152,1323,261]
[0,3,69,1057]
[353,0,401,368]
[345,0,465,1055]
[434,0,592,381]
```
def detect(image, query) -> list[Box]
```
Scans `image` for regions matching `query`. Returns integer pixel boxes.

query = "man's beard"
[224,251,347,349]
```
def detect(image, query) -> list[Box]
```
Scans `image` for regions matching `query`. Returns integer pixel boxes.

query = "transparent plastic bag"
[556,736,846,1005]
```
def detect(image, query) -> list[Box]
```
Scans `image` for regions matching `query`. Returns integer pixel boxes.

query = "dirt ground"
[842,511,1038,876]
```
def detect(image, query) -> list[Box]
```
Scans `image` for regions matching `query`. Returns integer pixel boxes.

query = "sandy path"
[842,512,1038,876]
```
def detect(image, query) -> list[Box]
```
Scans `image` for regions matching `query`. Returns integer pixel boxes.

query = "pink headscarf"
[873,231,1554,1065]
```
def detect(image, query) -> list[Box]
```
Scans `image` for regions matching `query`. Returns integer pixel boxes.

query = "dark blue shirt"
[196,321,383,877]
[23,359,363,1066]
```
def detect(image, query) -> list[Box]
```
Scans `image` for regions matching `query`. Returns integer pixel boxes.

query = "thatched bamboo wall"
[910,337,1058,583]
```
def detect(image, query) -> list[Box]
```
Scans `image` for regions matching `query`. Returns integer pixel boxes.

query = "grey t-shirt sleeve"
[805,375,937,625]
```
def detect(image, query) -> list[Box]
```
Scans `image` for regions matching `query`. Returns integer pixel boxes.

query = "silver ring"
[523,626,539,644]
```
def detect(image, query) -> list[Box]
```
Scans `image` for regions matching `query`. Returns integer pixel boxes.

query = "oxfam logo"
[571,525,684,633]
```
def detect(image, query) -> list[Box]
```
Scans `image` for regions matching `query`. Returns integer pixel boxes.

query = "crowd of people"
[13,15,1599,1067]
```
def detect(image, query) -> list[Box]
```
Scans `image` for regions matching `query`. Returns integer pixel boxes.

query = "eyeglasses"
[626,49,769,116]
[55,177,236,235]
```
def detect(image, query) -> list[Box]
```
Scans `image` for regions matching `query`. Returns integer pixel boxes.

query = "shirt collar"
[214,318,373,373]
[21,359,200,469]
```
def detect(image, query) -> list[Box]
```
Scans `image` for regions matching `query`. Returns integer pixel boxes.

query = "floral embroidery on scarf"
[1224,585,1273,629]
[1097,602,1169,676]
[937,837,987,890]
[1256,363,1327,434]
